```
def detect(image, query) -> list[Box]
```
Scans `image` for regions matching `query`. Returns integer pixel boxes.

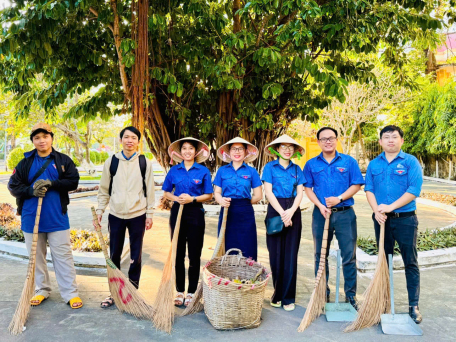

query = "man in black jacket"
[8,123,83,309]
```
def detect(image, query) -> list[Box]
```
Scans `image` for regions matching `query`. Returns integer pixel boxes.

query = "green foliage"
[144,152,153,160]
[398,81,456,156]
[7,147,25,170]
[72,155,80,167]
[0,0,448,171]
[100,151,109,163]
[89,150,101,164]
[358,227,456,255]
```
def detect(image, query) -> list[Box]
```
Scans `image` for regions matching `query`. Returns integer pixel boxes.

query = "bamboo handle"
[171,204,184,263]
[315,213,331,284]
[212,207,228,258]
[27,197,43,279]
[91,207,110,260]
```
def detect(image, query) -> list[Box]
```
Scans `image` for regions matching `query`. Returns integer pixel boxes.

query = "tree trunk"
[358,124,369,169]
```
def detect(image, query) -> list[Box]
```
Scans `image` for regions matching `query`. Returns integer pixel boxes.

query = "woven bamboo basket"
[202,248,271,330]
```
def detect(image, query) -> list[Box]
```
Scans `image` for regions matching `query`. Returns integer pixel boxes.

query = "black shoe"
[345,296,359,311]
[409,306,422,324]
[326,292,330,303]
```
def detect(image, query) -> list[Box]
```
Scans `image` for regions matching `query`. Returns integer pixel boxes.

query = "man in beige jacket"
[94,126,155,308]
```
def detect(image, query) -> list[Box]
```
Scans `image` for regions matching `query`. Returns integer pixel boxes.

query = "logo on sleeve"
[53,164,57,169]
[337,167,346,172]
[12,168,16,175]
[193,179,202,184]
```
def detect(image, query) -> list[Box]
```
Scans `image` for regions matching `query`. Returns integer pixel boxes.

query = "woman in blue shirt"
[261,135,306,312]
[213,137,263,260]
[163,137,213,307]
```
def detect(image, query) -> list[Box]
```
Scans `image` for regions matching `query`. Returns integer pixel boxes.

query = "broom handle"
[171,204,184,263]
[315,213,331,285]
[91,207,110,260]
[27,197,43,279]
[212,207,228,258]
[335,249,341,304]
[388,253,394,316]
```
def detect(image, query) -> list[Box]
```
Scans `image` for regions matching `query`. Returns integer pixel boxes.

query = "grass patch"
[0,171,12,175]
[358,227,456,255]
[80,175,102,181]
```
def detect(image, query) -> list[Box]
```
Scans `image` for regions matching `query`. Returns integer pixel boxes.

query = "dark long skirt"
[217,198,257,260]
[265,198,302,305]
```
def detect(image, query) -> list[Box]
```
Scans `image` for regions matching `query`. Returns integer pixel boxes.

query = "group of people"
[8,123,423,324]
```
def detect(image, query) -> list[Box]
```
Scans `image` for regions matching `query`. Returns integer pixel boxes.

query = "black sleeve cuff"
[27,186,34,197]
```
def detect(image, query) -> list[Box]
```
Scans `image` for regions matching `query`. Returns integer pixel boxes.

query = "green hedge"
[7,147,25,170]
[100,151,109,163]
[89,150,101,164]
[358,227,456,255]
[144,152,153,160]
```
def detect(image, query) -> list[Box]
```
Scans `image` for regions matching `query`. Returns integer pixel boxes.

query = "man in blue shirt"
[8,123,82,309]
[365,125,423,324]
[304,127,365,310]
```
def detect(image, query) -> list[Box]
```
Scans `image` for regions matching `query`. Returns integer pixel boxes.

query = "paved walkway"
[1,175,456,341]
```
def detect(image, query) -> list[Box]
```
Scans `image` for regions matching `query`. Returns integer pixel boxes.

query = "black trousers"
[312,207,358,297]
[108,213,146,288]
[266,198,302,305]
[373,214,420,306]
[170,202,205,293]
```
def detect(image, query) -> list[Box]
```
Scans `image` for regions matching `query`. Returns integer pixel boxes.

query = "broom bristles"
[9,197,42,335]
[8,267,35,335]
[90,207,154,320]
[107,266,155,319]
[152,247,175,333]
[152,204,184,333]
[344,245,390,332]
[297,264,327,332]
[344,222,390,332]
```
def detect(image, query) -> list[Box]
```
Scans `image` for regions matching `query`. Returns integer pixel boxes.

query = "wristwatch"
[193,196,197,203]
[338,195,343,203]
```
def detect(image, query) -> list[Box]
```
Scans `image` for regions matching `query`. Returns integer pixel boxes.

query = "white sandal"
[174,292,184,306]
[184,293,195,307]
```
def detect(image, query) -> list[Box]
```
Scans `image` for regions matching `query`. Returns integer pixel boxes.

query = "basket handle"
[224,248,243,256]
[220,248,243,266]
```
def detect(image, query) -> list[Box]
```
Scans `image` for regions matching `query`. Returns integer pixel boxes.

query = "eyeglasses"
[230,147,245,153]
[319,137,337,143]
[279,144,295,151]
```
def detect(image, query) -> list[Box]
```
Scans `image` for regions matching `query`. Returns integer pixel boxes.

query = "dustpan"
[381,254,423,336]
[325,249,357,322]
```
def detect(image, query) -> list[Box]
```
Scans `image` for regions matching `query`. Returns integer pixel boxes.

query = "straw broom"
[152,204,184,333]
[181,207,228,316]
[345,222,390,332]
[9,198,43,335]
[90,207,154,319]
[298,212,331,332]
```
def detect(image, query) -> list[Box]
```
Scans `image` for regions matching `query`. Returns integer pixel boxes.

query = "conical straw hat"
[168,137,210,164]
[264,134,305,158]
[217,137,259,163]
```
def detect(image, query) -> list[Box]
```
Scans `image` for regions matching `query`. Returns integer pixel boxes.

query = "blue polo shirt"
[365,150,423,213]
[303,151,365,207]
[213,162,262,199]
[21,153,70,233]
[162,161,213,198]
[261,159,306,198]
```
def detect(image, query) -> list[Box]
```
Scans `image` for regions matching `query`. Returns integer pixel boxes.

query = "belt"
[386,210,416,218]
[331,206,352,213]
